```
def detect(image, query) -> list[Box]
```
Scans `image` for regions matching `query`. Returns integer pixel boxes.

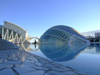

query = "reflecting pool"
[0,43,100,75]
[29,44,100,75]
[0,44,89,75]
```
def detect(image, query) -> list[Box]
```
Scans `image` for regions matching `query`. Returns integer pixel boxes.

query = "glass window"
[51,29,56,35]
[61,34,65,38]
[13,31,16,38]
[60,33,63,37]
[56,30,61,36]
[4,28,7,35]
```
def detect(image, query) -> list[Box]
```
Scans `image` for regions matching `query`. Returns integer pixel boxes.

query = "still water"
[19,44,100,75]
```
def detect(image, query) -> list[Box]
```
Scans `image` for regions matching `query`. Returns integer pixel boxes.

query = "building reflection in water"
[0,49,27,63]
[18,44,40,51]
[14,43,100,63]
[0,44,40,63]
[83,45,100,54]
[40,43,87,62]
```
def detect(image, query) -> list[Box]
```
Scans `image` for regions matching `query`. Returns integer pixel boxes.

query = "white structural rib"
[2,21,33,44]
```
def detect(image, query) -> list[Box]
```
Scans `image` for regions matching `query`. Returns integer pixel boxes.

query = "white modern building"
[0,21,33,44]
[40,25,90,49]
[40,25,90,61]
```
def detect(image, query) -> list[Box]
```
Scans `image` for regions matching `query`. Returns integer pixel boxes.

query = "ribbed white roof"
[3,21,27,38]
[51,25,86,39]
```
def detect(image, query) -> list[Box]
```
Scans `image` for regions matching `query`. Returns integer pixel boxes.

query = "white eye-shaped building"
[40,25,90,50]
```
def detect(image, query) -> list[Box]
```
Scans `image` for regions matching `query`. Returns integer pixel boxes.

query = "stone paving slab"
[0,68,15,75]
[14,67,37,74]
[20,70,45,75]
[0,49,91,75]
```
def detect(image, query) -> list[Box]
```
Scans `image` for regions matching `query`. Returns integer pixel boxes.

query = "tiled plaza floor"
[0,49,91,75]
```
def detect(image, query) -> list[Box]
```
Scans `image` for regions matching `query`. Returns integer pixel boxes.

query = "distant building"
[81,30,100,43]
[81,30,100,39]
[0,21,33,44]
[95,33,100,38]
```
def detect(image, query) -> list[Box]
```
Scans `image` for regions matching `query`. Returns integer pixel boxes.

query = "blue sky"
[0,0,100,38]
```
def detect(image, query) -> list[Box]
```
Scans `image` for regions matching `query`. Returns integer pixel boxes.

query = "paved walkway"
[0,49,91,75]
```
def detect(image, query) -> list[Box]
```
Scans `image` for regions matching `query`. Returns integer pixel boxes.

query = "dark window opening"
[90,40,94,42]
[0,34,1,38]
[95,39,99,42]
[96,43,99,46]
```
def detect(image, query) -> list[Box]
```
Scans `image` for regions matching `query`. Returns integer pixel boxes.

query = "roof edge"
[4,21,27,32]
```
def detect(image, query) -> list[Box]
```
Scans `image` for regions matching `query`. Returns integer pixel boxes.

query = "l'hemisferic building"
[40,25,90,62]
[40,25,90,61]
[40,25,90,47]
[0,21,33,44]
